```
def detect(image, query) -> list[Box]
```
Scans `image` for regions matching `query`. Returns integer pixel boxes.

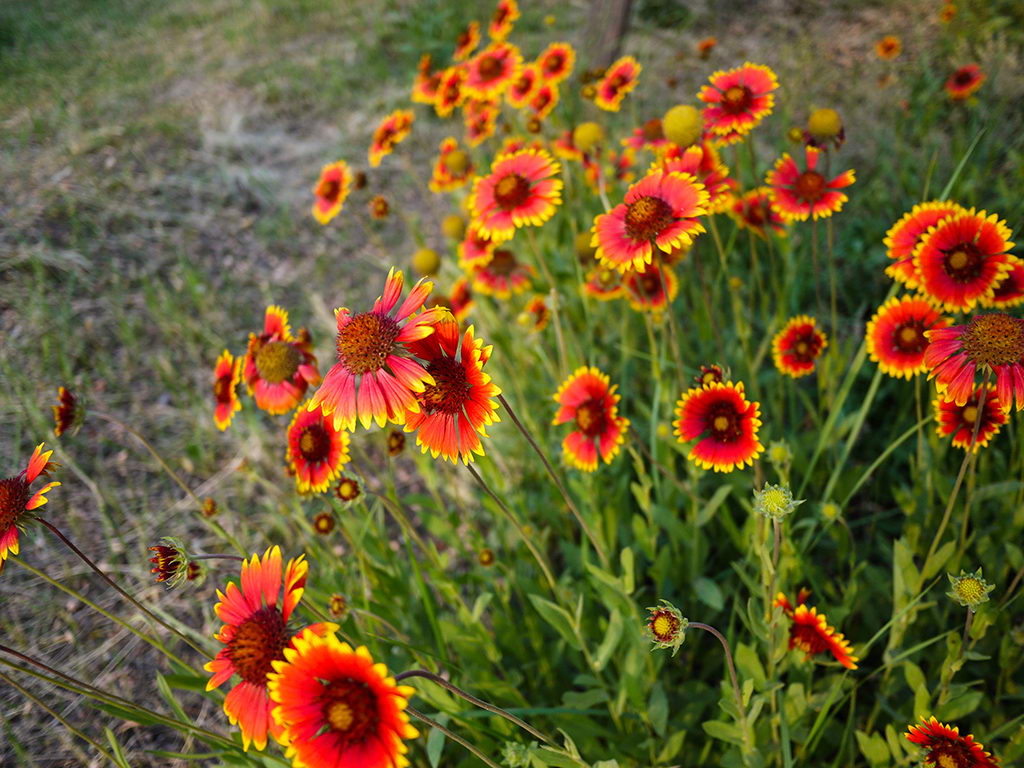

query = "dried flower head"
[149,537,191,588]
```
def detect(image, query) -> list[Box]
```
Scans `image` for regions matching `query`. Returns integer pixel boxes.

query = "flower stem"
[190,553,244,562]
[496,394,609,567]
[689,622,752,756]
[406,706,503,768]
[396,669,552,744]
[960,607,974,658]
[33,516,210,659]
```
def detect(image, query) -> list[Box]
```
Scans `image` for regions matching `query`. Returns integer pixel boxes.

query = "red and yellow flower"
[536,42,575,84]
[583,266,625,301]
[469,149,563,242]
[925,313,1024,411]
[986,256,1024,308]
[309,268,446,431]
[529,82,559,119]
[464,42,521,101]
[368,110,414,168]
[506,64,540,108]
[912,209,1013,312]
[403,316,501,464]
[213,350,242,430]
[463,101,499,146]
[772,316,828,378]
[905,717,999,768]
[623,262,679,313]
[453,21,480,61]
[286,402,351,494]
[429,138,474,192]
[552,367,630,472]
[934,384,1006,452]
[875,35,901,60]
[673,381,763,473]
[449,277,475,321]
[0,444,60,570]
[204,547,335,751]
[552,129,583,162]
[698,63,778,142]
[488,0,519,41]
[946,64,985,101]
[459,223,498,270]
[311,161,352,225]
[434,66,467,117]
[883,201,964,289]
[766,146,855,222]
[731,187,787,238]
[518,294,550,332]
[653,142,735,213]
[697,37,717,58]
[594,56,641,111]
[472,248,534,299]
[411,54,441,104]
[866,296,950,379]
[52,386,84,437]
[243,306,321,415]
[268,633,418,768]
[774,591,859,669]
[623,118,671,152]
[592,169,708,273]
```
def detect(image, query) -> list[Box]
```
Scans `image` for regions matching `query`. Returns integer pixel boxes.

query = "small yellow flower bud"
[412,247,441,276]
[573,122,605,154]
[662,105,703,147]
[807,108,843,140]
[441,214,466,241]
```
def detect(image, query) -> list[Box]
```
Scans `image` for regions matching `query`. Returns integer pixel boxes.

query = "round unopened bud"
[412,247,440,276]
[443,149,470,175]
[663,104,703,147]
[572,122,605,154]
[441,214,466,241]
[807,108,842,140]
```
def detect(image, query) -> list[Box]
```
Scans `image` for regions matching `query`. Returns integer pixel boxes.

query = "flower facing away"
[243,306,321,415]
[594,56,642,111]
[368,110,414,168]
[754,483,804,521]
[149,537,191,588]
[645,601,688,655]
[0,444,60,570]
[698,63,779,143]
[592,169,708,273]
[335,476,361,503]
[311,161,353,225]
[287,401,351,494]
[905,717,999,768]
[946,64,985,101]
[934,385,1006,452]
[453,20,480,61]
[875,35,901,60]
[766,146,855,222]
[469,149,562,242]
[866,296,950,379]
[52,386,85,437]
[472,247,535,299]
[772,316,828,378]
[204,547,336,751]
[213,351,242,431]
[774,591,859,669]
[267,633,419,768]
[924,313,1024,411]
[552,367,630,472]
[536,42,575,84]
[673,382,764,473]
[883,201,964,289]
[731,187,787,238]
[694,364,726,388]
[403,316,501,464]
[488,0,519,40]
[947,568,995,608]
[309,269,446,432]
[464,42,522,100]
[912,209,1014,312]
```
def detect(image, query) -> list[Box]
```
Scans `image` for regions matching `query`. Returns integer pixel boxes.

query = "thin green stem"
[689,622,752,758]
[406,707,503,768]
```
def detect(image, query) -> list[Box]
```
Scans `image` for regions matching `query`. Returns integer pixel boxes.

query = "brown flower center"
[420,357,470,415]
[707,403,742,442]
[942,244,983,282]
[960,313,1024,368]
[894,322,927,354]
[636,271,663,299]
[722,85,752,113]
[790,331,823,363]
[794,171,827,202]
[457,27,473,48]
[0,477,30,531]
[316,178,340,202]
[574,399,608,437]
[336,312,400,375]
[624,195,674,241]
[298,424,332,462]
[254,341,302,384]
[387,430,406,455]
[493,173,531,209]
[321,678,378,742]
[228,606,288,684]
[955,70,974,86]
[488,249,517,276]
[543,53,564,75]
[477,53,503,81]
[642,118,664,141]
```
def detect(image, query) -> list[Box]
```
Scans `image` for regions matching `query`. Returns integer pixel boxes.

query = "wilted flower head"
[646,600,688,655]
[754,483,804,521]
[52,387,85,437]
[947,568,994,608]
[148,537,191,588]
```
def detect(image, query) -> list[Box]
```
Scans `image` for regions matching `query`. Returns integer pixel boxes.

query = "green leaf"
[594,609,624,672]
[695,577,725,611]
[735,643,766,686]
[160,673,209,692]
[936,691,983,721]
[104,727,132,768]
[657,731,686,762]
[426,712,448,768]
[528,594,582,650]
[156,674,189,723]
[922,541,956,581]
[620,547,635,594]
[562,688,609,709]
[702,719,743,745]
[855,730,891,766]
[697,485,732,527]
[648,681,668,736]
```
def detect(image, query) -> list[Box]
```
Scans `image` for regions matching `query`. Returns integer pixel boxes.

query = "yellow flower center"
[653,615,672,636]
[761,488,788,516]
[493,173,532,209]
[326,700,354,731]
[336,312,400,376]
[320,678,377,740]
[624,195,674,242]
[722,85,752,113]
[961,313,1024,368]
[955,577,984,603]
[713,415,730,431]
[444,149,470,175]
[255,341,302,384]
[961,405,978,424]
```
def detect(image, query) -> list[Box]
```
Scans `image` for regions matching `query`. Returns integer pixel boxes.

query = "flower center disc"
[544,53,564,75]
[255,341,302,384]
[794,171,827,202]
[0,477,30,530]
[956,577,984,602]
[421,357,470,415]
[317,178,340,202]
[942,246,983,282]
[574,399,607,437]
[722,85,752,113]
[895,323,926,353]
[320,678,378,742]
[213,375,233,403]
[228,607,287,684]
[478,54,503,81]
[493,173,531,209]
[624,195,674,241]
[961,313,1024,367]
[707,404,741,442]
[336,312,400,375]
[792,333,821,362]
[299,424,332,462]
[930,742,973,768]
[489,249,517,276]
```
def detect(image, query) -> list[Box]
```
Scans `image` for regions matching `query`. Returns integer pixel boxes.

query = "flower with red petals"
[622,118,671,152]
[553,367,630,472]
[924,313,1024,411]
[368,110,414,168]
[772,315,828,378]
[774,591,859,669]
[459,223,498,270]
[552,129,583,162]
[766,146,855,222]
[52,386,84,437]
[946,64,985,101]
[985,256,1024,308]
[866,296,950,379]
[434,66,467,117]
[905,716,999,768]
[464,101,499,147]
[488,0,519,40]
[623,262,679,313]
[536,42,575,84]
[287,401,351,494]
[213,350,242,431]
[312,161,352,225]
[243,306,321,415]
[934,384,1006,452]
[593,169,708,273]
[469,149,562,242]
[529,82,559,119]
[732,187,787,238]
[453,21,480,61]
[595,56,641,112]
[698,63,778,142]
[673,381,763,473]
[653,142,736,213]
[429,138,474,193]
[0,444,60,570]
[884,201,964,289]
[506,64,540,108]
[472,248,534,299]
[582,266,625,301]
[310,269,446,431]
[449,277,475,321]
[464,42,521,101]
[519,294,550,332]
[204,547,335,751]
[411,54,441,105]
[875,35,901,60]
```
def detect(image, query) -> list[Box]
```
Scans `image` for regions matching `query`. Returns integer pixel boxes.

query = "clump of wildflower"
[149,537,192,588]
[646,600,688,655]
[947,568,994,608]
[754,483,804,521]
